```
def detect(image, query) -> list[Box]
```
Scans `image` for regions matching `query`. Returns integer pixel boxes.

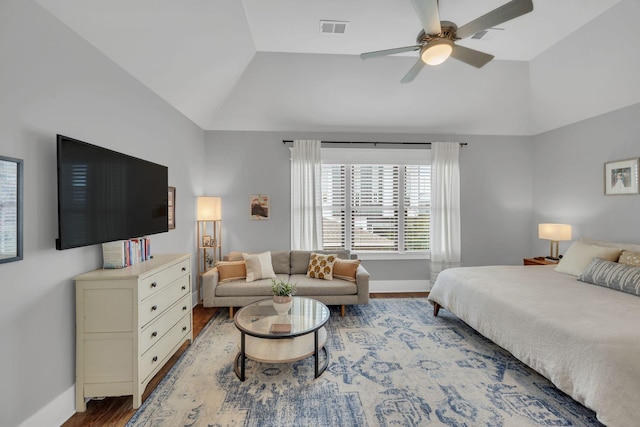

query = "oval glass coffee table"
[233,297,330,381]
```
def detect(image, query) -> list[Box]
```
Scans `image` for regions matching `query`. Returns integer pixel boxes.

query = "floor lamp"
[197,197,222,301]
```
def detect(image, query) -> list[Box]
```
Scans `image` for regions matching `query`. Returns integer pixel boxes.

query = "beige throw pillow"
[618,250,640,267]
[214,261,246,283]
[306,252,337,280]
[554,241,622,276]
[333,259,360,282]
[243,251,276,282]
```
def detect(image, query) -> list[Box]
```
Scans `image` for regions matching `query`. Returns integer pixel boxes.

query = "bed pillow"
[554,241,622,276]
[578,257,640,296]
[618,250,640,267]
[214,261,246,283]
[242,251,276,282]
[306,252,337,280]
[333,259,360,282]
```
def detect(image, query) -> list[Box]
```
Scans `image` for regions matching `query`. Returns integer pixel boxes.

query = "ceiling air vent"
[320,20,349,34]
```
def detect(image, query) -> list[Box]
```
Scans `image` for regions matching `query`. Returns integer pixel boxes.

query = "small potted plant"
[271,279,297,315]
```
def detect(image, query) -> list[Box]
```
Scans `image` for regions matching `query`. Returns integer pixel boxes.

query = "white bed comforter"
[428,265,640,427]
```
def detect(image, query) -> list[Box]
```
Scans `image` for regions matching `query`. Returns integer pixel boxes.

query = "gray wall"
[532,102,640,256]
[0,1,205,426]
[204,131,533,284]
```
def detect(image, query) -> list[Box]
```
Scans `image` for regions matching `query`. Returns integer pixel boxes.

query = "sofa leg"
[433,302,441,317]
[341,305,345,317]
[229,307,234,319]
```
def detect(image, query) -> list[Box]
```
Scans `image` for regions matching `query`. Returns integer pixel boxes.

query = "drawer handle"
[182,326,187,332]
[151,331,158,338]
[181,285,186,291]
[152,356,158,363]
[151,282,157,288]
[151,305,158,311]
[181,267,187,272]
[182,305,188,311]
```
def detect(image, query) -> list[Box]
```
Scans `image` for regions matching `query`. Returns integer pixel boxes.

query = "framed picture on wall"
[250,194,269,220]
[604,158,639,195]
[168,186,176,229]
[0,155,23,264]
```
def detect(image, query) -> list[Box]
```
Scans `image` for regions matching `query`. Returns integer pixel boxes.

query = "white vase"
[272,295,292,315]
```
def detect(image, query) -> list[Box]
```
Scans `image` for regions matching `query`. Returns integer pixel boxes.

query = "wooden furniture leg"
[341,304,345,317]
[229,306,234,319]
[433,302,441,317]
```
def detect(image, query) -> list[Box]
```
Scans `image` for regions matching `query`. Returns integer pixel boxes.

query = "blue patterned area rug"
[127,299,601,426]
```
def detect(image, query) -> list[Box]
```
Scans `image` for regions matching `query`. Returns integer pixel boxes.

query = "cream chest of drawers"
[74,253,192,411]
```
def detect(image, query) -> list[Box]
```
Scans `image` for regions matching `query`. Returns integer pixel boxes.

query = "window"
[321,162,430,254]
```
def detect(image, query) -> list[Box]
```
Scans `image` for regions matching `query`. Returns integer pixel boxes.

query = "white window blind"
[404,165,431,251]
[322,162,430,254]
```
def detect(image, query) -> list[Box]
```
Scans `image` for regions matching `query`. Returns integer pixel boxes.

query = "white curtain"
[430,142,461,284]
[291,139,323,250]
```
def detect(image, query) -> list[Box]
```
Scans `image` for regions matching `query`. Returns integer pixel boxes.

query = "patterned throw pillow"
[619,250,640,267]
[242,251,276,282]
[333,259,361,282]
[306,252,337,280]
[214,261,246,283]
[578,257,640,296]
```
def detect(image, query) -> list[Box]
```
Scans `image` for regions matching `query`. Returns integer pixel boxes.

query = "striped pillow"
[578,258,640,296]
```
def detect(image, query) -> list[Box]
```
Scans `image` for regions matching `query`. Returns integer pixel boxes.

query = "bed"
[427,240,640,427]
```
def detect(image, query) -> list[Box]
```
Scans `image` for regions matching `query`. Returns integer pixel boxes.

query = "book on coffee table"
[270,323,291,334]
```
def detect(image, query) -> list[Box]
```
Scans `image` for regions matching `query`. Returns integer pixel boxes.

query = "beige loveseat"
[202,250,370,317]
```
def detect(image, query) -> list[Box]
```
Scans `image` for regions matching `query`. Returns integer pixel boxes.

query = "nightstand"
[523,257,558,266]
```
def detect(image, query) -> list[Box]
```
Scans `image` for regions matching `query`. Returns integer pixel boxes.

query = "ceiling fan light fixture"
[420,38,454,66]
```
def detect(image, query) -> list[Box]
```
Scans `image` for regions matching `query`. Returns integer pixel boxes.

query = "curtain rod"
[282,140,467,147]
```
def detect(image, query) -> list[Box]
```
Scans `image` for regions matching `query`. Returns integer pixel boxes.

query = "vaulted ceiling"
[34,0,623,135]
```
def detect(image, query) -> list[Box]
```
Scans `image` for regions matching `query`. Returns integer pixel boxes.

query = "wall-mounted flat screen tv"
[56,134,168,250]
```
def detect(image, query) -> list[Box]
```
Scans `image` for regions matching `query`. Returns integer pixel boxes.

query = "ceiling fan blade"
[455,0,533,40]
[360,45,421,60]
[450,45,494,68]
[400,59,425,84]
[411,0,442,35]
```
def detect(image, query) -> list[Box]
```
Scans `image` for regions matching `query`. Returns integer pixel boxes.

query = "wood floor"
[62,293,427,426]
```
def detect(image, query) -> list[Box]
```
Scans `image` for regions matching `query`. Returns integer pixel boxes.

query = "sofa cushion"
[215,274,290,297]
[214,261,246,283]
[306,252,337,280]
[271,251,291,274]
[228,250,290,274]
[243,251,276,282]
[290,250,351,274]
[290,274,357,296]
[333,259,361,282]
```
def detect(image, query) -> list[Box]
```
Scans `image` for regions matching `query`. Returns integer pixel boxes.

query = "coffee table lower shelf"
[234,327,329,381]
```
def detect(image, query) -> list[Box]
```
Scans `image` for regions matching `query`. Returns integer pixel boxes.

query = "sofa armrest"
[355,264,370,304]
[202,267,219,308]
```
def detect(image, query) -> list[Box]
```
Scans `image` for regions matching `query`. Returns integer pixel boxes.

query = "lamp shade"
[538,223,572,241]
[197,197,221,221]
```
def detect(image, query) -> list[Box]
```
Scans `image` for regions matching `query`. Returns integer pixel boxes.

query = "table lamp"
[538,223,572,260]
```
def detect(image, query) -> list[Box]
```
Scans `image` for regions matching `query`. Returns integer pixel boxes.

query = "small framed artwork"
[202,235,212,247]
[250,194,269,220]
[604,158,639,195]
[0,155,23,264]
[168,186,176,229]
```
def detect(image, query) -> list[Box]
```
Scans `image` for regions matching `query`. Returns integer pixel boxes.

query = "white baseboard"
[19,385,75,427]
[369,279,431,293]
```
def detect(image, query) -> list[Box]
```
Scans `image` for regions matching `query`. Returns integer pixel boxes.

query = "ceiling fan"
[360,0,534,83]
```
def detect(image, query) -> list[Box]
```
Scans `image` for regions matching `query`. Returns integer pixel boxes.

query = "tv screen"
[56,135,168,250]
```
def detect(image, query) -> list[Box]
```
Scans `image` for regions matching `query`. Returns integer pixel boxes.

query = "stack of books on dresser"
[102,237,151,268]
